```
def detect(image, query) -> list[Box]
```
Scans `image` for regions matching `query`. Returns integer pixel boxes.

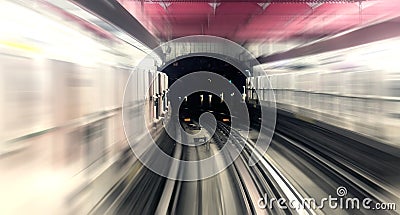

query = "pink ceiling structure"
[117,0,400,43]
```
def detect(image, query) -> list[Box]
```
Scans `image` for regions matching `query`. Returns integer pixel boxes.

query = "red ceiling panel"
[263,3,311,15]
[361,0,400,22]
[144,3,166,15]
[172,24,202,35]
[216,2,261,14]
[168,3,212,15]
[117,0,400,43]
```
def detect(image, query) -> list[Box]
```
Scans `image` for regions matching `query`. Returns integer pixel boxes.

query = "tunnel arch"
[123,35,276,180]
[158,35,261,77]
[161,55,247,91]
[160,52,253,76]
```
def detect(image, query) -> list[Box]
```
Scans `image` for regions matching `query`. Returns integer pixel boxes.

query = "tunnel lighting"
[184,118,191,122]
[222,118,230,122]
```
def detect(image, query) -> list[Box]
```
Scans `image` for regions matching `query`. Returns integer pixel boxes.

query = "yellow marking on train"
[0,40,41,53]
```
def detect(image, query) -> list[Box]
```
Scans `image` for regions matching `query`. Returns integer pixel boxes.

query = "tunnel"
[163,56,245,125]
[1,0,400,214]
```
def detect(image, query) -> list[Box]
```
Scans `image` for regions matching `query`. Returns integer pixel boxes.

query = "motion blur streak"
[250,37,400,145]
[0,0,154,213]
[1,0,400,214]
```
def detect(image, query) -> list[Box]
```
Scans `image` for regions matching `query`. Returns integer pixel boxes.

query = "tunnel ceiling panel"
[117,0,400,43]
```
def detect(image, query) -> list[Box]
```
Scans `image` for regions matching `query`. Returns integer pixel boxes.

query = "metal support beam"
[72,0,160,50]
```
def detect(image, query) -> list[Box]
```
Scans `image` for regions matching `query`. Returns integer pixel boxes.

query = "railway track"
[89,112,399,215]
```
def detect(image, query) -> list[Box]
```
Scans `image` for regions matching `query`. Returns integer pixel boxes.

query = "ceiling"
[117,0,400,43]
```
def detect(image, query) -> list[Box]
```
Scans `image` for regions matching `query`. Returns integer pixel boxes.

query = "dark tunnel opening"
[163,56,246,89]
[162,56,247,126]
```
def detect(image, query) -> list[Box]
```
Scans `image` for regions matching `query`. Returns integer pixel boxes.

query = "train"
[248,36,400,146]
[0,1,168,214]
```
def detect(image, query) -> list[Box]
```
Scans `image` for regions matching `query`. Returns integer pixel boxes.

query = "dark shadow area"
[162,56,246,124]
[163,56,246,90]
